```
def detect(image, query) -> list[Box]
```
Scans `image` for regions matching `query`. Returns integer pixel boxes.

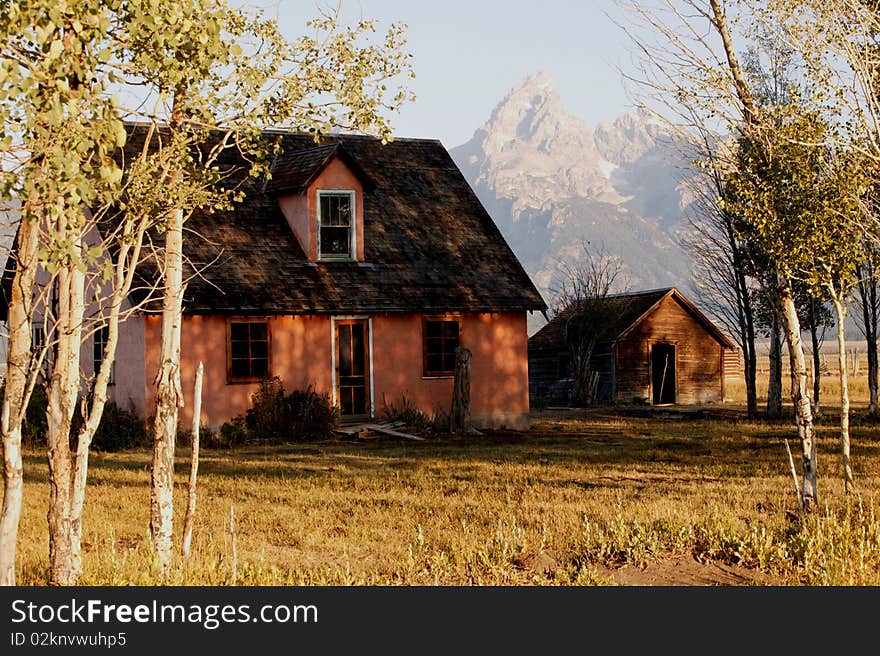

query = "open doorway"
[335,319,371,417]
[651,343,676,405]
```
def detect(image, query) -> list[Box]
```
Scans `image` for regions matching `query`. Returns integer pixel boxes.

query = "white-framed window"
[317,190,356,260]
[93,325,114,385]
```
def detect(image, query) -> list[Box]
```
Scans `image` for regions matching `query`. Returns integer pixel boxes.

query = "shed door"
[651,343,676,405]
[336,320,370,417]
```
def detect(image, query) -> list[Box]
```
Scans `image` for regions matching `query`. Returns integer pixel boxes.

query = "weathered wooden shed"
[529,287,739,405]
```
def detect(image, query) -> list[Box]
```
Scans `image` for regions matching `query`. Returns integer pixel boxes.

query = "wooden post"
[182,361,203,558]
[784,438,802,511]
[451,347,472,434]
[229,504,238,586]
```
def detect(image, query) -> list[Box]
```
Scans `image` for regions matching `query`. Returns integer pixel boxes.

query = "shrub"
[0,381,49,447]
[242,378,339,442]
[91,402,148,452]
[429,408,451,435]
[245,377,287,439]
[284,386,339,440]
[178,425,219,449]
[381,393,430,432]
[218,416,249,448]
[0,381,144,451]
[382,394,452,436]
[22,384,49,447]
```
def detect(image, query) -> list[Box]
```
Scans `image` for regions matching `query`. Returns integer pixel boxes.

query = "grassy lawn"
[14,405,880,585]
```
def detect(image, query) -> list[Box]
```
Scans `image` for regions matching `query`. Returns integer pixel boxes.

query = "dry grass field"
[741,339,874,406]
[13,399,880,586]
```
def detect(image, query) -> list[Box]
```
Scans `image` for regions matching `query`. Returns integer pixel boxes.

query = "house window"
[31,325,44,353]
[423,317,461,377]
[93,325,114,385]
[227,320,270,382]
[318,191,355,260]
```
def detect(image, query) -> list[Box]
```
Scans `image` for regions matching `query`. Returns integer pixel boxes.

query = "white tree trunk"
[778,287,819,510]
[0,213,41,586]
[69,244,139,580]
[46,231,85,586]
[182,362,203,558]
[831,295,854,494]
[151,205,185,572]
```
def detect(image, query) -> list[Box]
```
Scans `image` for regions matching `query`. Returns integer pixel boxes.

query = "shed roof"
[528,287,735,351]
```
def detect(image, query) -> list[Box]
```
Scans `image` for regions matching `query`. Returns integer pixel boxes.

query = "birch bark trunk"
[831,295,854,494]
[182,362,203,558]
[778,285,819,510]
[46,220,85,586]
[0,211,41,586]
[808,300,822,416]
[150,203,185,573]
[67,231,142,579]
[708,0,818,509]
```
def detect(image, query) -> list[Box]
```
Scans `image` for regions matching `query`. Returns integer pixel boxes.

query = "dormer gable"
[267,144,370,262]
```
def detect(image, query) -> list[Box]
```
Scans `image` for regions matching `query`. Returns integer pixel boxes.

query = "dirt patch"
[597,554,779,586]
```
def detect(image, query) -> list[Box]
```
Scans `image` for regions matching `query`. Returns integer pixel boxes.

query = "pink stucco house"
[17,129,546,431]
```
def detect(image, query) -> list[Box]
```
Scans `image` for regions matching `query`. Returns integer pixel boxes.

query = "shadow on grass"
[20,406,880,487]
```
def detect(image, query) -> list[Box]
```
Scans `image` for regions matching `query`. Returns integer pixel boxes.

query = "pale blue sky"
[273,1,638,148]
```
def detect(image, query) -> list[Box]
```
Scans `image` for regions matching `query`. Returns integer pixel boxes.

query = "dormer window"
[270,143,369,263]
[318,191,355,260]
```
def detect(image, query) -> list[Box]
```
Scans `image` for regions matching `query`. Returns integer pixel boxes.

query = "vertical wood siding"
[614,295,723,404]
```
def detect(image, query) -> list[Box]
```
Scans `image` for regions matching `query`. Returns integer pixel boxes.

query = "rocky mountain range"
[449,72,697,327]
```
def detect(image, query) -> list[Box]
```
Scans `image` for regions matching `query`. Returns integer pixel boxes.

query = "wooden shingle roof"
[264,143,373,195]
[128,126,546,315]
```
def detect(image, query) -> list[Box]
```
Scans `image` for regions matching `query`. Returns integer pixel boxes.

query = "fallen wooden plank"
[334,425,364,436]
[363,424,425,442]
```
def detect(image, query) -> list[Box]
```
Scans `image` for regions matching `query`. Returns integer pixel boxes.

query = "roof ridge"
[605,287,675,299]
[275,143,339,157]
[262,128,444,144]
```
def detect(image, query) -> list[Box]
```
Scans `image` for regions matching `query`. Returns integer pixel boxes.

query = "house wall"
[28,216,149,416]
[614,295,723,404]
[277,158,365,261]
[278,193,309,254]
[79,304,147,416]
[372,313,529,430]
[142,311,530,431]
[143,314,333,429]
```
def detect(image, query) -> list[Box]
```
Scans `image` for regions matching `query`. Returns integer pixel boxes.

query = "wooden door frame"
[648,340,678,405]
[331,316,374,418]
